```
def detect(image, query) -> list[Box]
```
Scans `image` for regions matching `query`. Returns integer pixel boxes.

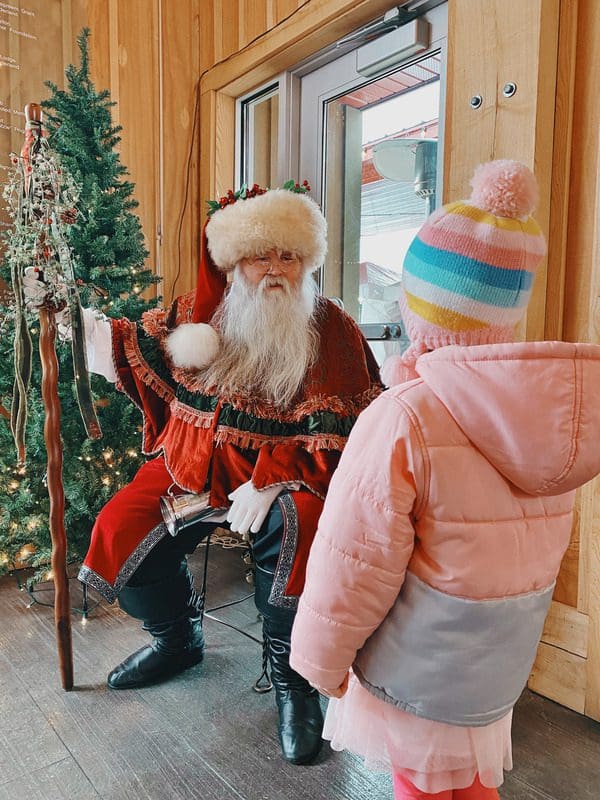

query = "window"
[238,83,279,189]
[299,4,447,361]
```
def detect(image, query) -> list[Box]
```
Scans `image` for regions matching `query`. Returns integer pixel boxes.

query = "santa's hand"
[22,267,50,308]
[56,312,73,342]
[22,267,72,338]
[226,481,283,538]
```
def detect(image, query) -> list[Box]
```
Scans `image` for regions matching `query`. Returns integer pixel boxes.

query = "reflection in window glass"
[240,86,279,189]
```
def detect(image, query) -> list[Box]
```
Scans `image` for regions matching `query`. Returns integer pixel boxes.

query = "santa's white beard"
[204,268,319,407]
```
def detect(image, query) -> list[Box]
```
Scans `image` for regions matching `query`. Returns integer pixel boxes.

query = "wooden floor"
[1,543,599,800]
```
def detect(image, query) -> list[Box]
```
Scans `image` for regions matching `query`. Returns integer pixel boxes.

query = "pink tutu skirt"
[323,673,512,793]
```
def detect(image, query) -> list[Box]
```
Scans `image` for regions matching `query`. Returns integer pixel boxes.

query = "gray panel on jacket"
[354,571,554,726]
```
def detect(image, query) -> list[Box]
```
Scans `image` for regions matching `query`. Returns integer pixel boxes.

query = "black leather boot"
[254,567,324,765]
[107,565,205,690]
[107,613,204,689]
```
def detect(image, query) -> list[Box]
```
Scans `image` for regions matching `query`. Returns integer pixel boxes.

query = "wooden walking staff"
[39,302,73,691]
[8,103,102,690]
[22,103,73,690]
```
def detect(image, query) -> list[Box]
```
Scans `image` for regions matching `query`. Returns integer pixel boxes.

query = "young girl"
[290,160,600,799]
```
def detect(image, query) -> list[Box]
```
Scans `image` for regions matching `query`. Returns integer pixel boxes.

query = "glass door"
[297,3,447,362]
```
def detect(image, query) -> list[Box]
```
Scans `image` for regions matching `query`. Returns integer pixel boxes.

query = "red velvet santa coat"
[79,291,382,604]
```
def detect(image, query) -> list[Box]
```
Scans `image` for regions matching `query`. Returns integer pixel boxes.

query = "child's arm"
[290,389,425,694]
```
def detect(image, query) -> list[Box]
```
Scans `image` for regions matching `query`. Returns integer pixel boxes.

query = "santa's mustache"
[260,275,290,291]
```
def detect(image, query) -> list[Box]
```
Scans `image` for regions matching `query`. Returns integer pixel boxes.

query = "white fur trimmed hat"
[205,188,327,272]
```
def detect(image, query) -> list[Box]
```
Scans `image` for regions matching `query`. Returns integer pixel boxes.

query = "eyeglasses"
[246,252,301,271]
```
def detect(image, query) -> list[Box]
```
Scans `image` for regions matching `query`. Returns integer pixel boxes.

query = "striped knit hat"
[400,159,547,358]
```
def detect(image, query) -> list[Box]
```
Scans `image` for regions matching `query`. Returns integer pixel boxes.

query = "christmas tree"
[0,28,160,581]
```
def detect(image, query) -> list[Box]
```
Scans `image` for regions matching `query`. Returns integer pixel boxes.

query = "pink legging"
[392,773,500,800]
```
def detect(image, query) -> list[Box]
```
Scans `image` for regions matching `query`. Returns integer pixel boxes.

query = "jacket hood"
[416,341,600,496]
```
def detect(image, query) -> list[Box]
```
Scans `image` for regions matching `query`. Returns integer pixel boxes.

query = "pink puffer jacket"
[290,340,600,726]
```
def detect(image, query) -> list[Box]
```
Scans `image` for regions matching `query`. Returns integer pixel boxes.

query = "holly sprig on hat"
[207,179,311,216]
[282,179,311,193]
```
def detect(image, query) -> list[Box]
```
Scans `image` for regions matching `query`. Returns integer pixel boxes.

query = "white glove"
[226,481,292,538]
[22,267,71,338]
[81,307,117,383]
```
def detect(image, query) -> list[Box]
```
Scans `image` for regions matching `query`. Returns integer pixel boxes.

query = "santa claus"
[25,183,382,765]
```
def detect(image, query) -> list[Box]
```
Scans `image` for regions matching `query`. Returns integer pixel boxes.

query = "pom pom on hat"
[165,323,220,370]
[470,159,539,219]
[399,159,547,360]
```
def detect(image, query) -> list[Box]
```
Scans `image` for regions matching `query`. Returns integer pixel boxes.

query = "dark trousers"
[121,501,286,622]
[115,495,322,767]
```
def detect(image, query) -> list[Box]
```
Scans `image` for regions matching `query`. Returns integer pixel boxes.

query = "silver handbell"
[159,491,226,537]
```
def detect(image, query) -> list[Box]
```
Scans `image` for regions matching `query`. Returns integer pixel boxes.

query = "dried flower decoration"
[206,179,311,216]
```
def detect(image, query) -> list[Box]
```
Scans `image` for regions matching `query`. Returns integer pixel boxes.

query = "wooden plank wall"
[159,1,201,303]
[200,0,308,73]
[522,0,600,723]
[86,1,162,297]
[0,0,88,215]
[559,0,600,722]
[0,0,88,302]
[444,0,559,343]
[84,0,310,303]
